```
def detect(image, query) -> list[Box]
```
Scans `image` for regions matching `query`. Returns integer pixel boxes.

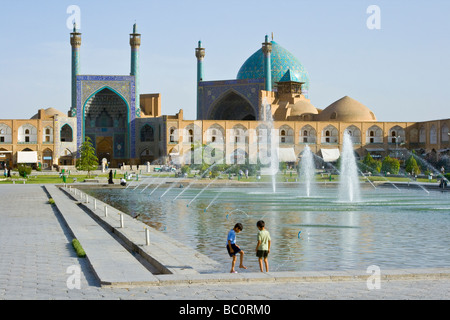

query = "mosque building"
[0,25,448,170]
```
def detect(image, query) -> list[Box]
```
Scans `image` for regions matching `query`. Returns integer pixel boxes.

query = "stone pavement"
[0,184,449,300]
[45,184,158,286]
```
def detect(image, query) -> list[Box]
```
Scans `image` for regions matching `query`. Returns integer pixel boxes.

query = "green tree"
[361,153,381,173]
[381,156,400,175]
[405,155,421,175]
[76,137,98,177]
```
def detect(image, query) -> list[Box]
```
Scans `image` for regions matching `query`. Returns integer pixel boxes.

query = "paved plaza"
[0,184,449,301]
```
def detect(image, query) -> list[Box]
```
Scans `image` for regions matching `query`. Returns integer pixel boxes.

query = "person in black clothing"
[108,170,114,184]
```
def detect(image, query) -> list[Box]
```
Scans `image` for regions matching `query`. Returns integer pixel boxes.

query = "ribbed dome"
[317,96,376,122]
[236,41,310,97]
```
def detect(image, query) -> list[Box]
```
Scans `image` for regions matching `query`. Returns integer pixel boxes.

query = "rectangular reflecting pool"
[84,183,450,273]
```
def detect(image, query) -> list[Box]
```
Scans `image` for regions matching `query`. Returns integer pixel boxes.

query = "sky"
[0,0,449,122]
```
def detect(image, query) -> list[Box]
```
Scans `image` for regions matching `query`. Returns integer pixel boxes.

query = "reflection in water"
[84,185,450,273]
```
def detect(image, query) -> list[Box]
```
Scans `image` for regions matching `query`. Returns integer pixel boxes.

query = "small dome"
[44,107,66,117]
[317,96,376,121]
[290,100,318,116]
[237,41,310,97]
[31,107,66,119]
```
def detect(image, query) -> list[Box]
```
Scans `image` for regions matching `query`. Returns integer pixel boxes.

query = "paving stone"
[1,184,449,300]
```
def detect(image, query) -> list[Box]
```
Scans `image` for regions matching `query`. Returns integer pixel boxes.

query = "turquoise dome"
[236,41,310,97]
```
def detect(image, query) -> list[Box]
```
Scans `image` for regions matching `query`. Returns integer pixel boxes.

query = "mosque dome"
[317,96,376,122]
[236,41,310,97]
[31,107,66,119]
[290,100,318,116]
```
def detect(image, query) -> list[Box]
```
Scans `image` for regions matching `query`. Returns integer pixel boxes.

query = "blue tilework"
[236,41,310,97]
[198,79,264,120]
[76,75,136,159]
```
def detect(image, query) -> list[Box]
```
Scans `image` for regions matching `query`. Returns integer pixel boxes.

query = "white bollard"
[145,228,150,246]
[94,199,97,210]
[104,206,108,217]
[119,213,124,228]
[85,194,89,203]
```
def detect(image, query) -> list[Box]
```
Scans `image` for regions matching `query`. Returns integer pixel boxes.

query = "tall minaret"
[262,35,272,92]
[195,41,205,120]
[130,23,141,114]
[70,23,81,113]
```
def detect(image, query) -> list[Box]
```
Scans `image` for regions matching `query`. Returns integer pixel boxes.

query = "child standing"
[255,220,271,272]
[227,223,247,273]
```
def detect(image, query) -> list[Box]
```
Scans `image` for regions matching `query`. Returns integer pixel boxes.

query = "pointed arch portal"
[76,75,137,163]
[208,91,256,120]
[83,87,129,163]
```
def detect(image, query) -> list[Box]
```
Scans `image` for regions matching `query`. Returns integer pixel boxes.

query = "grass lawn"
[0,174,109,184]
[0,171,438,185]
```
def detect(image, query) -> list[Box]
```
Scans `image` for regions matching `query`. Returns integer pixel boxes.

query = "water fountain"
[261,98,278,193]
[338,131,361,202]
[298,145,316,197]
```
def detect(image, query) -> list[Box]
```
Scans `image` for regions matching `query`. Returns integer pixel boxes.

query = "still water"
[84,184,450,273]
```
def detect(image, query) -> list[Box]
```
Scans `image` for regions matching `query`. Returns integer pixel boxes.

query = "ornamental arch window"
[430,125,437,144]
[419,126,426,143]
[279,125,294,144]
[300,125,316,144]
[206,124,225,144]
[442,124,449,142]
[60,124,73,142]
[321,125,338,144]
[345,125,361,144]
[389,126,405,144]
[169,127,178,143]
[183,123,201,144]
[366,125,383,144]
[0,124,12,143]
[140,124,154,142]
[18,124,37,143]
[44,126,53,143]
[232,124,248,144]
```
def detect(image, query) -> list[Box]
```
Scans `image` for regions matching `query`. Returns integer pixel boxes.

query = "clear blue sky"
[0,0,449,122]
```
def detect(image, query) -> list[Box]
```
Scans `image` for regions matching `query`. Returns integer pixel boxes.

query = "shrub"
[180,165,191,175]
[381,156,400,175]
[361,153,381,173]
[18,164,32,178]
[405,155,421,175]
[71,239,86,258]
[48,198,55,205]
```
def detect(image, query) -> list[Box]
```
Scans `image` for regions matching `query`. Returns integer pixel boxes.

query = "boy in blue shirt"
[227,223,247,273]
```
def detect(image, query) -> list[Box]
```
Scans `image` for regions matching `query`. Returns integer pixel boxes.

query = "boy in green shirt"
[255,220,271,272]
